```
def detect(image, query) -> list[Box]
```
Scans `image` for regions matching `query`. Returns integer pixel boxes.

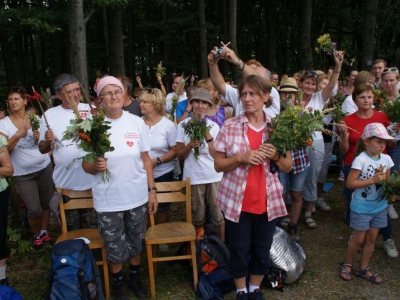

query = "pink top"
[213,112,287,223]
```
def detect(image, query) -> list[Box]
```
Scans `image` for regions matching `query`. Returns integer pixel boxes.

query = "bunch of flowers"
[373,88,387,111]
[267,105,337,156]
[381,171,400,203]
[315,34,337,55]
[62,100,114,182]
[154,61,166,77]
[181,116,211,159]
[29,112,40,144]
[381,96,400,123]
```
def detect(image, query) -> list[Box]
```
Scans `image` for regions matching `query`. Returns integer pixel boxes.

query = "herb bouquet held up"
[62,107,115,182]
[181,116,211,159]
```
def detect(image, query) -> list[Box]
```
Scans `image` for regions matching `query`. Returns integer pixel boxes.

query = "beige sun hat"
[278,77,299,92]
[190,88,212,105]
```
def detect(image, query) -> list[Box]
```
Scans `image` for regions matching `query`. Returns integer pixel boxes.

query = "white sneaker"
[315,198,332,212]
[387,204,398,219]
[383,239,399,258]
[337,171,345,182]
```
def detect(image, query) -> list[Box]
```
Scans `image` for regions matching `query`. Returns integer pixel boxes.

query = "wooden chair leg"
[102,247,110,299]
[152,244,158,275]
[146,244,156,299]
[190,240,198,291]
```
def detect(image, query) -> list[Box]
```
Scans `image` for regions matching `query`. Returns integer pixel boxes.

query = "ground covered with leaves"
[5,174,400,299]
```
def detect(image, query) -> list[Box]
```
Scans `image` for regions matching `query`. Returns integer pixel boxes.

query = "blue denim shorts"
[279,167,309,194]
[350,208,388,231]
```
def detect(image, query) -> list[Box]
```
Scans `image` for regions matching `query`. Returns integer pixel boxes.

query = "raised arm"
[208,49,227,96]
[321,51,345,101]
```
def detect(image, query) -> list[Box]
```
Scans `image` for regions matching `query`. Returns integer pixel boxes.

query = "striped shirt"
[213,113,287,223]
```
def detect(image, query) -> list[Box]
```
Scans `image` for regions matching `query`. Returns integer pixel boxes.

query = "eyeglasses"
[101,90,123,98]
[304,71,318,79]
[382,68,399,74]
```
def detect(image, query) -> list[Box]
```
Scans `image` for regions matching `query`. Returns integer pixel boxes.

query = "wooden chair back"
[149,178,191,227]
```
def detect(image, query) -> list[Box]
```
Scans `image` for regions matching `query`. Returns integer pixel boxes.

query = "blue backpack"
[47,239,104,300]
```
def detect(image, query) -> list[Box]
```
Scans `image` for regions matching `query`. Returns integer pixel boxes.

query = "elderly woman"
[83,76,157,300]
[339,84,398,260]
[0,87,54,251]
[299,51,344,228]
[277,78,310,242]
[214,75,292,299]
[0,136,14,286]
[140,88,177,247]
[176,87,225,240]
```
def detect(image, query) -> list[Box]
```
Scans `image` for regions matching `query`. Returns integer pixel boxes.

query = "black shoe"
[129,276,148,299]
[113,282,129,300]
[249,289,265,300]
[288,224,300,242]
[0,278,10,286]
[236,291,248,300]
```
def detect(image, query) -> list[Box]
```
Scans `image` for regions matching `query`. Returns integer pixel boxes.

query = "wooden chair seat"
[56,229,104,249]
[145,222,196,244]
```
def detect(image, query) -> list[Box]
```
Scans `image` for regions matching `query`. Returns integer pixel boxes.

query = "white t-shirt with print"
[146,117,177,178]
[222,84,281,118]
[0,117,51,176]
[176,118,222,184]
[351,152,393,214]
[39,103,93,190]
[92,111,151,212]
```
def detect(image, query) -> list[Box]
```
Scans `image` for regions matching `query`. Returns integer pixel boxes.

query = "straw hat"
[278,77,298,92]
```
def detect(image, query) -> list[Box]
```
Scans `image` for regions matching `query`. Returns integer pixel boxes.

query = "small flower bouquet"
[328,92,347,122]
[381,96,400,123]
[154,61,166,77]
[315,33,342,61]
[62,104,115,183]
[29,112,40,144]
[381,171,400,203]
[373,88,387,111]
[181,116,211,159]
[267,105,337,156]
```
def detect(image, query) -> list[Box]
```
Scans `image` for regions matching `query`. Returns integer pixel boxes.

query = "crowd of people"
[0,46,399,300]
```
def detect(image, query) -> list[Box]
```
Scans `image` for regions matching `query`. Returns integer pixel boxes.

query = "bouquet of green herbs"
[266,105,337,156]
[62,107,115,182]
[154,61,166,77]
[328,92,347,122]
[381,171,400,203]
[382,96,400,123]
[181,116,211,159]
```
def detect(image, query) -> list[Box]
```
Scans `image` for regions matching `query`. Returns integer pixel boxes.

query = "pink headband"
[95,76,124,97]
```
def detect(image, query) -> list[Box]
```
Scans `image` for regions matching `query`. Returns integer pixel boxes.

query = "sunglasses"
[382,68,399,74]
[304,71,318,79]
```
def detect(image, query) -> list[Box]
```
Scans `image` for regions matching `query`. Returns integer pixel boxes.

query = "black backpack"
[47,239,104,300]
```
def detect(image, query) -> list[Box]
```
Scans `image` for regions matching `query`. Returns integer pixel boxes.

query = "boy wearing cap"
[176,88,225,240]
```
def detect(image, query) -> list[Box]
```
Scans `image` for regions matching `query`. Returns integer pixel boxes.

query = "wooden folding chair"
[145,178,198,299]
[55,187,110,299]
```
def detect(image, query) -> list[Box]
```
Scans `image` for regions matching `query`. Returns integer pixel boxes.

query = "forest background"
[0,0,399,106]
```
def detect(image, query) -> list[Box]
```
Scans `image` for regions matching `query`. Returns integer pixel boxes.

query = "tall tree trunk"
[162,2,172,92]
[229,0,239,83]
[220,0,229,78]
[126,7,135,78]
[14,34,29,86]
[29,33,37,76]
[198,0,208,79]
[68,0,89,91]
[52,32,63,76]
[0,33,17,87]
[299,0,313,70]
[107,7,125,76]
[102,8,110,73]
[265,0,277,71]
[362,0,378,70]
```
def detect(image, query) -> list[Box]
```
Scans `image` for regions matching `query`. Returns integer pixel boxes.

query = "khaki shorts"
[191,182,224,227]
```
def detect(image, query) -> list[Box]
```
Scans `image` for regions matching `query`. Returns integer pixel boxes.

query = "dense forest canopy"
[0,0,399,104]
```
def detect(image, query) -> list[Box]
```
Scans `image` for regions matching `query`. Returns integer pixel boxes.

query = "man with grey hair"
[207,48,281,118]
[39,73,95,230]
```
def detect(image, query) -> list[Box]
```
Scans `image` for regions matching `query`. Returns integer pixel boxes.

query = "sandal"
[304,216,317,229]
[280,216,291,228]
[355,267,383,284]
[339,263,353,281]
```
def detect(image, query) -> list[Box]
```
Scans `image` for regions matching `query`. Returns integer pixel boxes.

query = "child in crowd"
[340,123,395,284]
